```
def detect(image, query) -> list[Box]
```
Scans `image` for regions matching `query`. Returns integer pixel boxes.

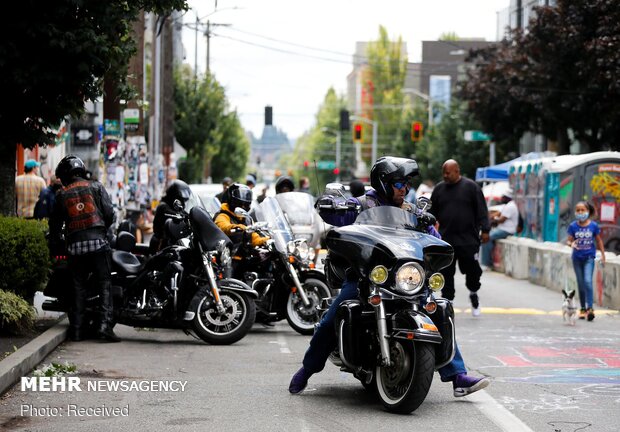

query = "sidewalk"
[1,270,617,396]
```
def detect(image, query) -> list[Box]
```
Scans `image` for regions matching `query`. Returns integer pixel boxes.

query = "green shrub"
[0,217,50,300]
[0,289,36,335]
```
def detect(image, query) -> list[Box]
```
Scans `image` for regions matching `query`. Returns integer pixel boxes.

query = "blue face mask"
[575,212,589,222]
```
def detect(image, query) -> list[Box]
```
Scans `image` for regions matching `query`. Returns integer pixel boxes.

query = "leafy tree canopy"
[0,0,187,150]
[460,0,620,154]
[174,68,249,184]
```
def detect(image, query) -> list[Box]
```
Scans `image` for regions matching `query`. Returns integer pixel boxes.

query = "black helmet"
[370,156,419,202]
[163,180,191,206]
[55,155,87,186]
[275,176,295,194]
[227,183,253,211]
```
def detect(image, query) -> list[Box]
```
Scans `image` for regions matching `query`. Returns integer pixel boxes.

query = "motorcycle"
[274,191,326,261]
[232,197,331,335]
[319,194,456,413]
[43,201,258,345]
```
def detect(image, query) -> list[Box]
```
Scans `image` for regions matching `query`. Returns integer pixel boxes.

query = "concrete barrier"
[497,238,620,310]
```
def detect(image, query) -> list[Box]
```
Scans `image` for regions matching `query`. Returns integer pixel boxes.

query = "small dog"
[562,288,577,326]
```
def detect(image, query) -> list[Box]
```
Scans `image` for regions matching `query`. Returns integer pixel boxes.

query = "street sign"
[464,130,491,141]
[316,160,336,170]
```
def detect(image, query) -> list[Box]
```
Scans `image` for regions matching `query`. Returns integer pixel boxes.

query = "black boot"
[68,284,86,341]
[97,325,121,342]
[96,288,120,342]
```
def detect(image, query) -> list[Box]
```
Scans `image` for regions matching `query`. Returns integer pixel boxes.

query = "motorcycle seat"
[112,250,143,275]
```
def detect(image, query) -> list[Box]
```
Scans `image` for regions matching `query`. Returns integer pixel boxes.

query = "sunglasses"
[392,181,409,190]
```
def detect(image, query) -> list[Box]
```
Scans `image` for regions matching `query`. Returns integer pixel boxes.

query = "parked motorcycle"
[274,191,326,259]
[43,201,258,345]
[318,195,456,413]
[232,197,331,335]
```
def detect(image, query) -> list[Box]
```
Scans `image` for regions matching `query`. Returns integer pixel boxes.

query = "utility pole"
[204,20,231,74]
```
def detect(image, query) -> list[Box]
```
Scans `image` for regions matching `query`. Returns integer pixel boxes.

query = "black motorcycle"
[232,197,331,335]
[319,199,456,413]
[43,201,258,345]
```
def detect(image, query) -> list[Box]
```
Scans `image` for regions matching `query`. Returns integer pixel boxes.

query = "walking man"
[430,159,490,316]
[15,159,47,218]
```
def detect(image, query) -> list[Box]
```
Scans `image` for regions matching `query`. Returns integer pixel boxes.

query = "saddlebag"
[428,298,456,369]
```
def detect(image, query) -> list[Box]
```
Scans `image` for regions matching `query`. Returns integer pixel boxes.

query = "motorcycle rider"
[275,176,295,194]
[214,183,270,248]
[49,155,120,342]
[150,180,193,253]
[289,156,490,397]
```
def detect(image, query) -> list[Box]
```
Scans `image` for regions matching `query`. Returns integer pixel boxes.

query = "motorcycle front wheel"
[192,289,256,345]
[286,278,331,335]
[375,341,435,414]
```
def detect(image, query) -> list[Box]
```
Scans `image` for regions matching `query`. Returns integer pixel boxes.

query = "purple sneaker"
[289,367,311,394]
[453,373,490,397]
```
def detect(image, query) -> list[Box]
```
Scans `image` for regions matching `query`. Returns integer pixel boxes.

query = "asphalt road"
[1,270,618,432]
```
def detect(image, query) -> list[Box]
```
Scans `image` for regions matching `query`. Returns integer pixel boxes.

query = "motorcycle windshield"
[275,192,322,247]
[189,206,232,251]
[327,206,453,273]
[354,206,419,230]
[252,197,294,252]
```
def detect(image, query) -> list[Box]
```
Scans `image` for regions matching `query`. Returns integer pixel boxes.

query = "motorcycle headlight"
[287,241,296,254]
[394,262,425,295]
[308,247,316,262]
[296,240,309,260]
[428,273,445,291]
[369,265,388,284]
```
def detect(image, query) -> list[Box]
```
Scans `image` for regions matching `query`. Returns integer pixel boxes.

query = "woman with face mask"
[566,201,606,321]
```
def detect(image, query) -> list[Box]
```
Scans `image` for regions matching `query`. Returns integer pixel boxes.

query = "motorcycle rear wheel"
[376,341,435,414]
[285,278,330,335]
[192,289,256,345]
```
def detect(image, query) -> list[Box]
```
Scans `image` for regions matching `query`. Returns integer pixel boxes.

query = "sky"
[181,0,510,141]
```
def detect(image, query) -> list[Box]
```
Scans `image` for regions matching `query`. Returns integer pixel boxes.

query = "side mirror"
[324,183,346,198]
[234,207,254,225]
[416,196,432,212]
[173,199,184,212]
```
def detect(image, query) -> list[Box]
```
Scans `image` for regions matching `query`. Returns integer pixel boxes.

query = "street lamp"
[321,127,341,182]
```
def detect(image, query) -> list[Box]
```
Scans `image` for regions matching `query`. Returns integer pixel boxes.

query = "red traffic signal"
[411,121,423,142]
[303,160,309,168]
[353,123,363,142]
[333,167,340,175]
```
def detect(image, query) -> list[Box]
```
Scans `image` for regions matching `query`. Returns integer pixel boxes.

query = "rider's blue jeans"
[302,279,467,381]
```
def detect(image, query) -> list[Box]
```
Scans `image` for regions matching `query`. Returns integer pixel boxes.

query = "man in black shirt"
[430,159,490,317]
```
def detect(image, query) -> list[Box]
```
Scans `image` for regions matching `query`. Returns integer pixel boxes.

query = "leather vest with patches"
[62,180,106,236]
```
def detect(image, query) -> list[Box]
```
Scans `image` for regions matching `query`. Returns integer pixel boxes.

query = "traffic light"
[303,160,309,168]
[339,109,350,131]
[265,106,273,126]
[353,123,363,143]
[333,167,340,176]
[411,121,423,142]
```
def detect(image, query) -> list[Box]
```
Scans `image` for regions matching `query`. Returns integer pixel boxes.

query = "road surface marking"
[452,307,618,316]
[469,389,535,432]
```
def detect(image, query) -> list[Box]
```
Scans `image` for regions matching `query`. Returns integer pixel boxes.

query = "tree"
[174,68,249,184]
[365,26,408,161]
[461,0,620,154]
[289,88,350,188]
[0,0,187,215]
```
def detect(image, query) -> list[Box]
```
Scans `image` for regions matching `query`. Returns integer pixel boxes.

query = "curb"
[0,317,68,395]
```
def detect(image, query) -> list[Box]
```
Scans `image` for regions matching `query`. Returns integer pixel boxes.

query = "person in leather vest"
[49,155,119,342]
[289,156,490,397]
